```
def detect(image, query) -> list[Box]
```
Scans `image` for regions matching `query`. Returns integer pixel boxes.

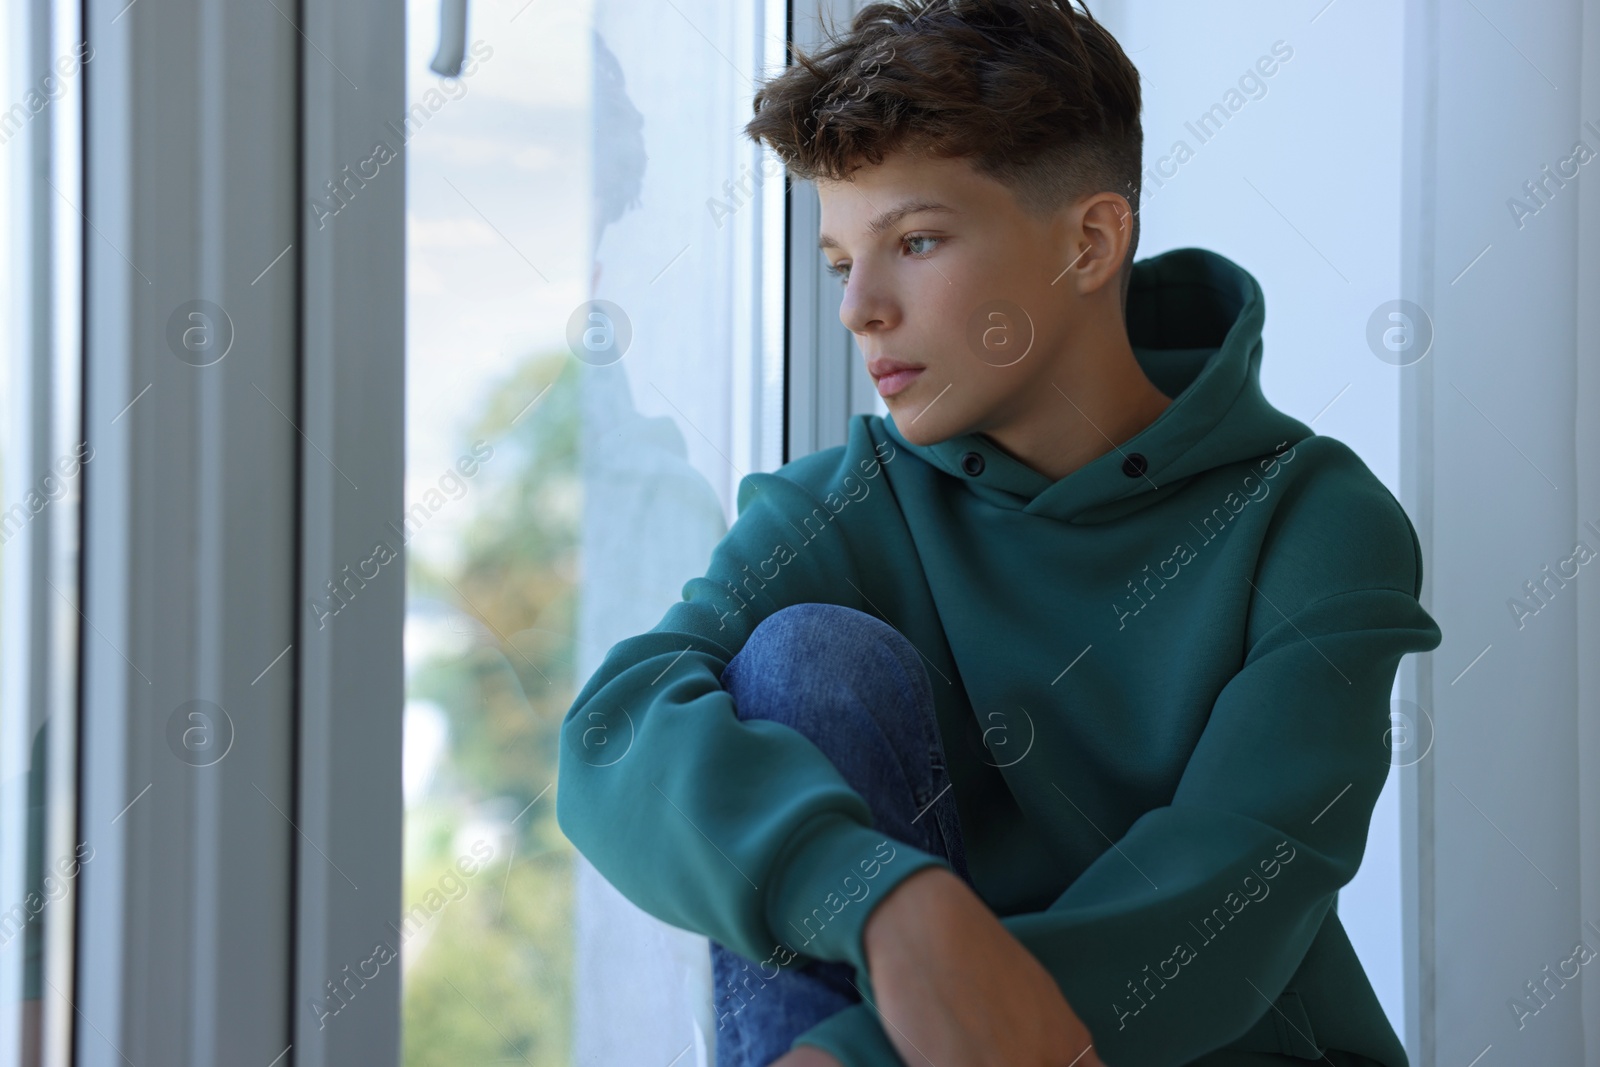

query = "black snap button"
[1121,452,1148,478]
[960,451,985,476]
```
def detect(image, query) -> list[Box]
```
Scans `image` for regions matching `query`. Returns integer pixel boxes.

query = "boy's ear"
[1063,193,1134,299]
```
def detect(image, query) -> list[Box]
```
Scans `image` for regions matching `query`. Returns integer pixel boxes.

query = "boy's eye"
[824,234,943,287]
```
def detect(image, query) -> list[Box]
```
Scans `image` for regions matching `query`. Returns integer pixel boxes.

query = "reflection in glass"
[1,4,85,1065]
[400,0,782,1061]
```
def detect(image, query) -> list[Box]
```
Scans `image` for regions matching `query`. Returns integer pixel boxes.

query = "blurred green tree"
[402,349,580,1067]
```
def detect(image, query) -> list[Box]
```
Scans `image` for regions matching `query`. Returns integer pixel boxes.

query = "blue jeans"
[709,603,975,1067]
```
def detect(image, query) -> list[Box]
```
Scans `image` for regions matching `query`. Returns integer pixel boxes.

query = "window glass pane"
[0,3,83,1064]
[400,0,781,1062]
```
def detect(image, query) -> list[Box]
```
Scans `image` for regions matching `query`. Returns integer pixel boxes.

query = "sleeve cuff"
[763,811,950,978]
[791,1001,906,1066]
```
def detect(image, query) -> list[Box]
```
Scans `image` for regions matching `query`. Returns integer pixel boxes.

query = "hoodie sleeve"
[554,454,952,1000]
[793,471,1442,1067]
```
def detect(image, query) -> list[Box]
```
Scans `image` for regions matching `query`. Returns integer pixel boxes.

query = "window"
[25,1,1598,1062]
[0,2,84,1064]
[399,0,784,1060]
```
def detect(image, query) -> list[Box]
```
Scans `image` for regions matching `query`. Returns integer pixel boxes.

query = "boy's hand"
[862,867,1105,1067]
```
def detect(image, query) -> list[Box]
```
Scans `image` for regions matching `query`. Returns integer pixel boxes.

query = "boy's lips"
[868,357,926,398]
[874,367,924,398]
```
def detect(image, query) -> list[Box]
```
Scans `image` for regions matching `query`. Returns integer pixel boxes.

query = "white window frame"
[786,0,884,457]
[73,0,404,1063]
[1398,1,1600,1063]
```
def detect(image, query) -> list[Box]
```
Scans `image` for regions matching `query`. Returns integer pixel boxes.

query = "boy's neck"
[972,318,1172,484]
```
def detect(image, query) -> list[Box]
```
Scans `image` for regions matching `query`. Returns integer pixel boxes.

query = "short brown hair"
[744,0,1144,295]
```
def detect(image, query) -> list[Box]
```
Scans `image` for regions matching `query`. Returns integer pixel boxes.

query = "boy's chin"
[886,403,973,447]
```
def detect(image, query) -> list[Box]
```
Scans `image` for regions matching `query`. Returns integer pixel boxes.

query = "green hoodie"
[556,247,1441,1067]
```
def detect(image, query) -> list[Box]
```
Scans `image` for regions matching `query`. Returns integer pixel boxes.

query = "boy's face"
[817,151,1130,448]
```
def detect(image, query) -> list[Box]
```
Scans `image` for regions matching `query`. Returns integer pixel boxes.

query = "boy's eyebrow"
[817,198,958,250]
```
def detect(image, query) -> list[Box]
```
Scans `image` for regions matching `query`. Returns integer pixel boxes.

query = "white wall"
[1047,0,1417,1037]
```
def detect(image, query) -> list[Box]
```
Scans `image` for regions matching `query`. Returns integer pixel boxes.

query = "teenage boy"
[557,2,1441,1065]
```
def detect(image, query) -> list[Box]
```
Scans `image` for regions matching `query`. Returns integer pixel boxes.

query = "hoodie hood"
[881,247,1312,524]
